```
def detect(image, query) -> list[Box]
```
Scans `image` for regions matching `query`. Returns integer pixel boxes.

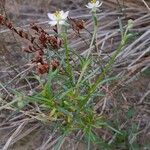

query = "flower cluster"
[47,1,102,26]
[47,10,69,26]
[86,0,102,12]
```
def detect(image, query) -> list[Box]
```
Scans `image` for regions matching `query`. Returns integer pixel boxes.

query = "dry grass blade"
[2,122,27,150]
[104,0,150,12]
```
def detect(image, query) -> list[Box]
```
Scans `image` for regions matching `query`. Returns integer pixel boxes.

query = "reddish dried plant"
[0,15,4,24]
[36,59,60,74]
[47,36,62,49]
[69,17,85,34]
[0,15,85,75]
[30,23,62,49]
[0,15,61,74]
[37,62,49,74]
[50,59,60,71]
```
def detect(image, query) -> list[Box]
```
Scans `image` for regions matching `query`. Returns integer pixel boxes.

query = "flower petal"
[48,21,57,26]
[85,5,91,9]
[97,2,103,7]
[95,1,100,6]
[47,13,56,21]
[89,3,95,7]
[60,10,64,16]
[61,11,69,20]
[86,3,94,9]
[59,20,65,25]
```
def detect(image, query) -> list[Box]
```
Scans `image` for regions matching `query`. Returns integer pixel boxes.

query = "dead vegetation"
[0,0,150,149]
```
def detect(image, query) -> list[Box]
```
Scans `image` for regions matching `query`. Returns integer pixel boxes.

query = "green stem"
[84,38,126,103]
[62,29,73,83]
[57,24,61,36]
[83,23,132,104]
[87,12,98,58]
[90,13,97,48]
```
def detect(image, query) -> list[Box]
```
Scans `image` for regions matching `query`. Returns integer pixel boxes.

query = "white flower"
[86,0,102,12]
[47,10,69,26]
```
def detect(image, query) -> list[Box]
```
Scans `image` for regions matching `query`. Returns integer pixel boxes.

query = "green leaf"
[17,95,26,109]
[76,58,91,88]
[57,106,72,116]
[84,129,110,149]
[53,135,66,150]
[81,67,99,84]
[27,95,55,108]
[41,70,58,99]
[118,17,124,38]
[126,107,135,119]
[106,124,122,135]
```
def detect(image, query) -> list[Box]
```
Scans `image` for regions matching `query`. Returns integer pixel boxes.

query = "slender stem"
[90,13,97,48]
[83,22,132,105]
[62,28,73,83]
[87,12,98,58]
[57,24,61,35]
[84,37,126,104]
